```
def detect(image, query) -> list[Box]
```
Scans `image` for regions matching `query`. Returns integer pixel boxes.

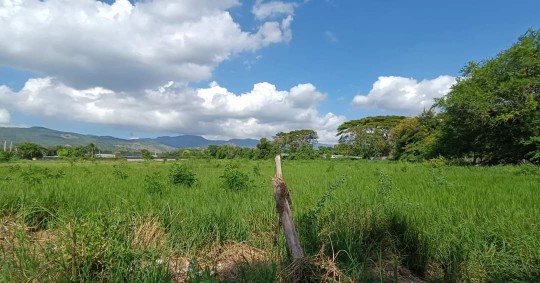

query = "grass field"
[0,159,539,282]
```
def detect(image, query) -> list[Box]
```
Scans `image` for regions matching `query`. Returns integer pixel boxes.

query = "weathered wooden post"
[272,154,304,260]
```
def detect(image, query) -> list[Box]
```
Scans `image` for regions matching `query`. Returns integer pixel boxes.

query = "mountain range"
[0,127,259,152]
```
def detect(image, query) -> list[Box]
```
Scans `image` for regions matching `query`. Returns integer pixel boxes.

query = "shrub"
[221,164,251,191]
[112,165,129,180]
[0,151,13,162]
[252,164,261,176]
[20,167,43,186]
[169,163,196,187]
[144,172,164,195]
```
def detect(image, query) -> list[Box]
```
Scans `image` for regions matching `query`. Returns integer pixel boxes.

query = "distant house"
[95,153,117,159]
[42,156,61,160]
[330,154,362,160]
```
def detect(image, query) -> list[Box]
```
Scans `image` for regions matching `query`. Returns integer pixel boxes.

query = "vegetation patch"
[132,217,167,251]
[220,164,251,191]
[169,163,196,187]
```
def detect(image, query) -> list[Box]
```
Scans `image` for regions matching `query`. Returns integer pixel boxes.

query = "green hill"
[0,127,259,153]
[0,127,175,153]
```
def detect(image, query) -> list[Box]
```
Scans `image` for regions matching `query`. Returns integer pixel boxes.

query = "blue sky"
[0,0,538,143]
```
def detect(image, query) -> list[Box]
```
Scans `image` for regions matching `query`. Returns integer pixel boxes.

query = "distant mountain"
[0,127,258,152]
[148,135,258,148]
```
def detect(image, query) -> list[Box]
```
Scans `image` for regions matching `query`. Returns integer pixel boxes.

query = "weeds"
[19,167,43,186]
[252,164,261,176]
[169,163,196,187]
[220,164,251,191]
[144,172,164,196]
[375,170,393,197]
[112,165,129,180]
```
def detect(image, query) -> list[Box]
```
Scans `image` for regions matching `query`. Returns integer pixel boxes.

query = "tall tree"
[255,137,274,159]
[141,149,154,160]
[16,142,45,159]
[391,109,441,161]
[273,129,318,153]
[436,29,540,164]
[337,116,405,158]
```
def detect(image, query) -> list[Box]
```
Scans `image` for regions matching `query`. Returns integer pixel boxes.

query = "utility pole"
[3,141,6,152]
[9,141,12,152]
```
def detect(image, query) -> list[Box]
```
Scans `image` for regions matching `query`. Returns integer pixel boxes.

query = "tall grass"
[0,159,538,282]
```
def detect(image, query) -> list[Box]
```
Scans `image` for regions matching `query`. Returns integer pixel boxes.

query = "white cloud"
[0,1,347,142]
[0,78,345,143]
[0,108,10,125]
[252,0,296,20]
[352,76,456,115]
[0,0,294,90]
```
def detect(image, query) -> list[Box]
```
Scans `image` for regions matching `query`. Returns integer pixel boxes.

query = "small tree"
[169,163,196,187]
[220,164,251,191]
[0,151,13,162]
[141,149,154,160]
[16,142,44,160]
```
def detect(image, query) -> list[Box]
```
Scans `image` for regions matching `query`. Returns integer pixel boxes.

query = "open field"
[0,159,539,282]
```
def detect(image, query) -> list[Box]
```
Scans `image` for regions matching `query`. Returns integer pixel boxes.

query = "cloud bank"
[0,0,348,143]
[352,76,456,115]
[0,108,10,125]
[0,0,293,91]
[0,78,345,143]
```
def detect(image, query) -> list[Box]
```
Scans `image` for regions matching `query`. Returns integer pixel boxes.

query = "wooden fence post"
[272,155,304,260]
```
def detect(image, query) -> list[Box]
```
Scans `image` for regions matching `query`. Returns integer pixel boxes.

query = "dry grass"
[1,216,57,251]
[132,216,167,251]
[208,241,271,280]
[161,241,272,282]
[279,244,350,283]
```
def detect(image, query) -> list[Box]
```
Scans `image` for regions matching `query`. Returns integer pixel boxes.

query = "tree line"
[0,143,100,161]
[337,29,539,164]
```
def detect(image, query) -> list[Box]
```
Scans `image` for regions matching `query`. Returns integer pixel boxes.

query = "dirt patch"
[166,241,271,282]
[210,241,271,280]
[0,216,20,250]
[30,229,58,244]
[167,255,191,283]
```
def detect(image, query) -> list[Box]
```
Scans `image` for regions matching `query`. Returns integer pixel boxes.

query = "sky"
[0,0,539,143]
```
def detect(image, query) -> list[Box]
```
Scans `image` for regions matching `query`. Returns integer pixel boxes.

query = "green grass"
[0,159,539,282]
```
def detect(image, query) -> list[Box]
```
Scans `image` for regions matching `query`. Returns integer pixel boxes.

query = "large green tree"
[436,29,540,164]
[391,109,441,161]
[255,137,275,159]
[16,142,45,159]
[141,149,154,160]
[273,129,318,153]
[336,116,405,158]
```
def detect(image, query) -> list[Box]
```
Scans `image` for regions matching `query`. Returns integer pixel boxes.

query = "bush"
[221,164,250,191]
[144,172,164,196]
[112,165,129,180]
[0,151,13,162]
[169,163,196,187]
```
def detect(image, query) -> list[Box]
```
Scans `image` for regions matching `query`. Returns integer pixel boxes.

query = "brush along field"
[0,159,539,282]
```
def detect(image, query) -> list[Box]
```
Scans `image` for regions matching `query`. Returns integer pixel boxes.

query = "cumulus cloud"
[0,0,346,142]
[0,0,294,90]
[352,76,456,115]
[0,78,345,143]
[252,0,296,20]
[0,108,10,125]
